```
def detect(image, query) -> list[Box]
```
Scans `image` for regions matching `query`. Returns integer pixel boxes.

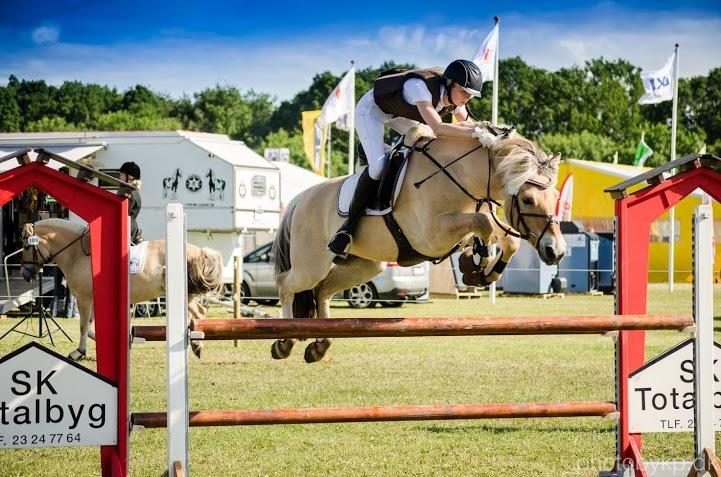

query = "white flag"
[318,66,355,126]
[638,52,675,104]
[555,174,573,222]
[472,24,498,83]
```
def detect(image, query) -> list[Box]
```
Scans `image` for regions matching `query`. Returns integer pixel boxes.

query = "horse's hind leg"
[271,259,332,360]
[303,257,384,363]
[188,299,205,359]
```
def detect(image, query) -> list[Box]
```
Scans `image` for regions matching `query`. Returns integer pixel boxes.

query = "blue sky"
[1,1,720,101]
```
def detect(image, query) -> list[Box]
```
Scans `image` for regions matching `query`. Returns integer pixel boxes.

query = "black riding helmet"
[119,161,141,179]
[443,59,483,97]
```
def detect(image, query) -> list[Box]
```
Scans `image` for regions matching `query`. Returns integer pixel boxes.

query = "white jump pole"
[166,204,189,476]
[693,204,715,475]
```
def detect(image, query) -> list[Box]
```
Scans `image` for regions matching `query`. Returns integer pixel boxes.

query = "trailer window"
[251,175,266,197]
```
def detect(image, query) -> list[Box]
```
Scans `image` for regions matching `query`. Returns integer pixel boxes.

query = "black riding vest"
[373,68,455,123]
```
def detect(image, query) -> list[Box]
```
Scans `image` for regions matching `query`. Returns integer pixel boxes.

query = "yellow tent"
[557,159,720,283]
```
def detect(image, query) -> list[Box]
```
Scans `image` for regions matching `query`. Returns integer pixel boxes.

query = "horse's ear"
[23,223,34,236]
[549,153,561,174]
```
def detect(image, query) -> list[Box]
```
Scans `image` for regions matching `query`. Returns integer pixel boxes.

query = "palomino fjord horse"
[272,123,567,363]
[20,219,223,360]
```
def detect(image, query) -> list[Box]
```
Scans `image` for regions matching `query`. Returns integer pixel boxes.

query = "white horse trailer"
[0,131,281,287]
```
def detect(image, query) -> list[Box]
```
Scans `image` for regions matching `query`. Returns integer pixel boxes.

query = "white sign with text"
[629,339,721,433]
[0,342,117,448]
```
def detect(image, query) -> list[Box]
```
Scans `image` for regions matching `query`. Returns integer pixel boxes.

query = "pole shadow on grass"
[418,422,616,434]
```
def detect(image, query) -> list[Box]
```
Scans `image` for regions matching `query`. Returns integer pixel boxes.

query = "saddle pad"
[129,241,149,274]
[337,160,409,217]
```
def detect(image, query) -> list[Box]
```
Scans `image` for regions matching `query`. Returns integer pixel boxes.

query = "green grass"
[0,284,719,477]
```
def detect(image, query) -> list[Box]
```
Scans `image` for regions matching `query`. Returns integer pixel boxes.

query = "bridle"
[20,224,90,274]
[410,137,559,252]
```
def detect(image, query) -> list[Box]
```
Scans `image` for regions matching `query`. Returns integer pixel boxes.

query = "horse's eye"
[522,197,534,206]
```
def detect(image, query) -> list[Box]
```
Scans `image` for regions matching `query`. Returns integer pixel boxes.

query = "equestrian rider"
[118,161,143,245]
[327,59,485,258]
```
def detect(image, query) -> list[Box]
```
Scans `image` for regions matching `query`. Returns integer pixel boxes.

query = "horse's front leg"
[431,211,514,286]
[187,299,205,359]
[69,298,93,361]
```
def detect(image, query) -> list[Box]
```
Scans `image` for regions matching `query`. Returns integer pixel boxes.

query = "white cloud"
[31,26,60,45]
[2,9,720,101]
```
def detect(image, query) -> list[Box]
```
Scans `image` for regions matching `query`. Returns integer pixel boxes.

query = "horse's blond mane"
[492,136,558,195]
[404,122,559,196]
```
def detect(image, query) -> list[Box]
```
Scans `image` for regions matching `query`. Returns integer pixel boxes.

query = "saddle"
[336,142,409,217]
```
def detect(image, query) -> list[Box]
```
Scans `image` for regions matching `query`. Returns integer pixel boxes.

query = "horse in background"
[272,123,566,363]
[20,219,223,360]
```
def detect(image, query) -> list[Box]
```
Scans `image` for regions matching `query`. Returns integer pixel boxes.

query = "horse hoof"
[304,342,327,363]
[271,340,292,360]
[68,349,86,361]
[191,341,203,359]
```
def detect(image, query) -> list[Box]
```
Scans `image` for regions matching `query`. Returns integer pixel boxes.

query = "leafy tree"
[0,86,20,132]
[257,128,307,168]
[93,110,182,130]
[538,131,618,163]
[10,78,58,128]
[187,86,274,147]
[24,116,78,132]
[57,81,121,126]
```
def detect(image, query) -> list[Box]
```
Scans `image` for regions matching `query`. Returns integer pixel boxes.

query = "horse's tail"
[273,198,298,276]
[187,247,223,296]
[272,196,316,318]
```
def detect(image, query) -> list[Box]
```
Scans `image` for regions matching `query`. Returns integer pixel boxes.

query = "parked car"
[234,242,429,308]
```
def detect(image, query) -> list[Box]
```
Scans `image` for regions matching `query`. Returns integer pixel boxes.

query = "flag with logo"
[472,23,498,83]
[301,110,327,175]
[318,66,355,127]
[638,52,675,105]
[633,138,653,167]
[555,174,573,222]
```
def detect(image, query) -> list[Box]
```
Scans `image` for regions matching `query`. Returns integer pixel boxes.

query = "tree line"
[1,57,719,175]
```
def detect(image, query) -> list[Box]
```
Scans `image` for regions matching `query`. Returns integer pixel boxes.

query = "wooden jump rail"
[132,314,694,342]
[131,401,617,429]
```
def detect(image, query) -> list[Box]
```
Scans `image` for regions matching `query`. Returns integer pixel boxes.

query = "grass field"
[1,284,719,477]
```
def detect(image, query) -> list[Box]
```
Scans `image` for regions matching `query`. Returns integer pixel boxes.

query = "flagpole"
[668,43,679,292]
[489,15,500,305]
[348,60,356,176]
[327,125,332,178]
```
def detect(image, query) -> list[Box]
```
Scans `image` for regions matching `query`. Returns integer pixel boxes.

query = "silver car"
[238,242,429,308]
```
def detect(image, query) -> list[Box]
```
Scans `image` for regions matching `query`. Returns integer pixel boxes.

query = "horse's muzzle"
[21,265,36,282]
[539,238,566,266]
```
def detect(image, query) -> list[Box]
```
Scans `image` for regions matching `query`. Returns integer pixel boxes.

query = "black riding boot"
[327,168,380,258]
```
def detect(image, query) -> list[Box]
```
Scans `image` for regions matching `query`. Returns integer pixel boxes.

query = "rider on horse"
[327,59,486,258]
[119,161,143,245]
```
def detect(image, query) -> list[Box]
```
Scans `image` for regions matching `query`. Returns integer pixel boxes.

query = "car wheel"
[380,301,404,308]
[345,282,377,309]
[134,302,159,317]
[241,282,252,305]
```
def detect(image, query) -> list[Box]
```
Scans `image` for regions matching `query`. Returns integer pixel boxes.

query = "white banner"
[629,339,721,433]
[318,66,356,126]
[555,173,573,221]
[472,24,498,83]
[0,343,118,448]
[638,52,676,105]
